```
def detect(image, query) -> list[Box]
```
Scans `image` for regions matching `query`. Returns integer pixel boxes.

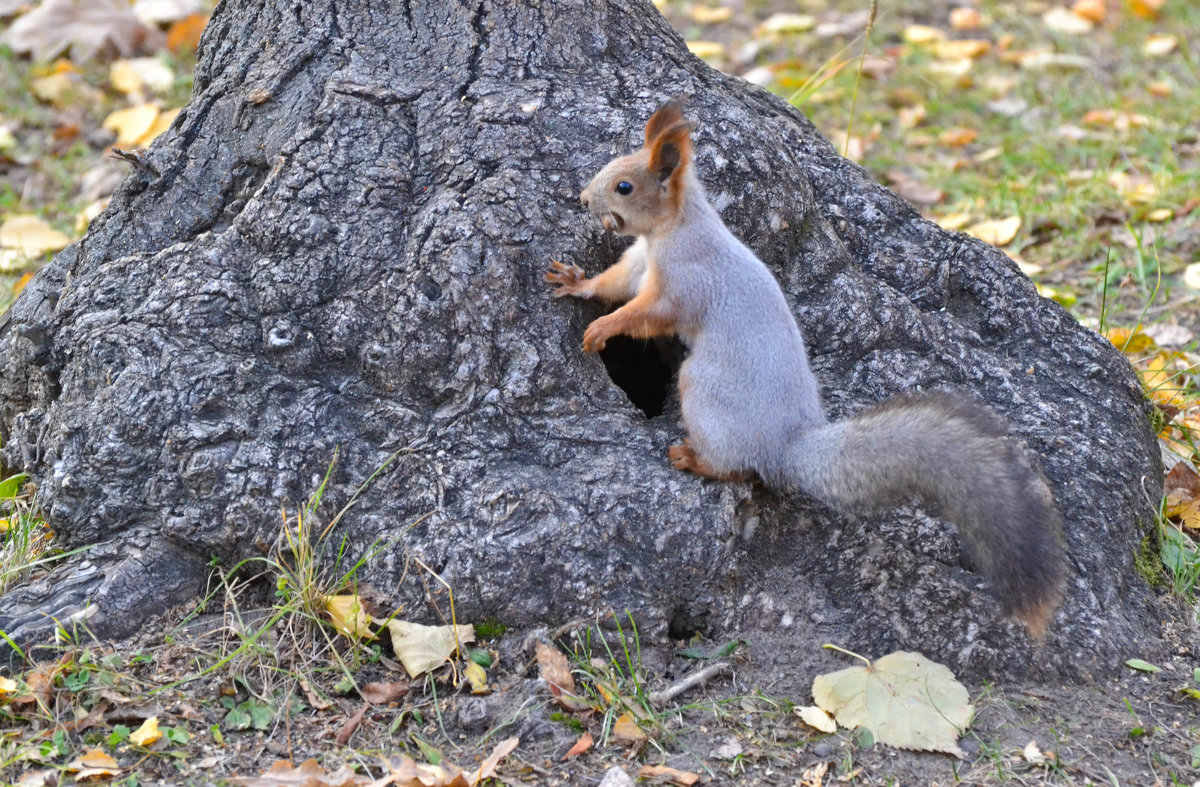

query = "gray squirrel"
[546,98,1066,637]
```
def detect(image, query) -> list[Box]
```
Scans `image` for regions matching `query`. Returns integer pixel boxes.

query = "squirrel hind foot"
[669,442,752,482]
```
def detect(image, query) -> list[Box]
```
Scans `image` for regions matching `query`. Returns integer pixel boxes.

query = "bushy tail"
[783,393,1065,637]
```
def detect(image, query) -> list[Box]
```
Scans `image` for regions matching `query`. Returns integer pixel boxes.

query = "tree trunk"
[0,0,1165,680]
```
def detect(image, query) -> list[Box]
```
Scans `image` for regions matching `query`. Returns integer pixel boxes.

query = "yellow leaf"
[67,748,120,772]
[1143,353,1185,408]
[758,13,817,35]
[1071,0,1106,22]
[1103,326,1156,355]
[936,212,972,231]
[0,675,16,694]
[1144,208,1173,223]
[1129,0,1165,19]
[1183,262,1200,290]
[813,650,973,757]
[384,620,474,678]
[897,104,926,130]
[129,716,161,747]
[463,661,489,694]
[685,40,725,59]
[965,215,1021,246]
[690,6,733,24]
[797,705,837,732]
[323,595,375,641]
[110,57,175,96]
[30,73,78,106]
[1142,34,1178,57]
[0,215,72,253]
[612,711,647,744]
[137,106,180,147]
[903,24,947,45]
[933,39,990,60]
[102,103,160,148]
[1147,81,1172,98]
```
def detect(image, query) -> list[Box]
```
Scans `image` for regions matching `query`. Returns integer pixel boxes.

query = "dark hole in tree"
[667,605,707,641]
[598,335,685,418]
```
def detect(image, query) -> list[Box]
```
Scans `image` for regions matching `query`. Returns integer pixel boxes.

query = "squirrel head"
[580,97,694,237]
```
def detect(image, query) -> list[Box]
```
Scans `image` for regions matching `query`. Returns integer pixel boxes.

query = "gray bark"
[0,0,1167,680]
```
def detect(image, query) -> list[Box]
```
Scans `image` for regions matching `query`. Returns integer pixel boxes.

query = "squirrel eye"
[615,181,634,196]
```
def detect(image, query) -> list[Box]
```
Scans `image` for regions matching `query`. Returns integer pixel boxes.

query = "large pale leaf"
[812,651,974,757]
[384,620,474,678]
[1,0,163,62]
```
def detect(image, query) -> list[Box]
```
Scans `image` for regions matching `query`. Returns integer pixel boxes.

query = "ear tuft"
[643,96,690,147]
[647,121,693,185]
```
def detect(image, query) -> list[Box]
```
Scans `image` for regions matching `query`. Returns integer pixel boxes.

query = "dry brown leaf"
[637,764,701,786]
[885,170,943,206]
[228,758,367,787]
[67,748,120,777]
[472,737,519,783]
[1147,81,1172,98]
[385,620,474,678]
[360,679,412,705]
[965,215,1021,246]
[563,730,593,760]
[1,0,164,62]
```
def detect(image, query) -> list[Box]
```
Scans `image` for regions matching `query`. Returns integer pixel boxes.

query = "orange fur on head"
[643,96,688,146]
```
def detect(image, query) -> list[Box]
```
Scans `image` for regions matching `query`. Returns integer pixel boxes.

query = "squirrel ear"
[643,96,689,147]
[647,121,693,184]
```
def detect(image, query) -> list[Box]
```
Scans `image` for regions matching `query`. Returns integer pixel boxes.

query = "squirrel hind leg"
[669,441,752,482]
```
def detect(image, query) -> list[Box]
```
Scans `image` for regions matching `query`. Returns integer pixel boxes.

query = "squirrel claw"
[669,443,698,472]
[546,260,591,298]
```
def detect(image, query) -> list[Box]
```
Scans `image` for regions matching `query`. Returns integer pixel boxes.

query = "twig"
[649,661,731,707]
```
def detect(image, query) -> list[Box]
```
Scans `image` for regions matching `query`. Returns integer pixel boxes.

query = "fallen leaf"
[1129,0,1165,20]
[110,57,175,96]
[384,620,474,678]
[1147,81,1172,98]
[1023,740,1047,764]
[948,8,985,30]
[758,13,817,35]
[690,6,732,24]
[1142,34,1178,57]
[1183,262,1200,291]
[612,711,648,745]
[463,661,489,694]
[563,729,593,760]
[1144,208,1172,223]
[0,675,16,694]
[165,12,209,53]
[1,0,163,62]
[1042,6,1093,34]
[965,215,1021,246]
[1071,0,1106,23]
[360,679,412,705]
[66,748,120,775]
[797,705,838,732]
[637,764,700,785]
[133,0,207,24]
[685,41,725,59]
[1142,353,1185,408]
[102,103,160,148]
[472,737,519,783]
[129,716,161,747]
[897,104,926,129]
[936,212,972,231]
[886,170,943,206]
[812,650,974,757]
[1124,658,1162,673]
[1019,51,1093,70]
[324,595,376,641]
[0,215,72,253]
[903,24,947,45]
[938,127,979,147]
[228,758,367,786]
[933,39,990,60]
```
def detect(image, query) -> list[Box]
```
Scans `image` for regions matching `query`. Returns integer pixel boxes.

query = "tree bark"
[0,0,1166,680]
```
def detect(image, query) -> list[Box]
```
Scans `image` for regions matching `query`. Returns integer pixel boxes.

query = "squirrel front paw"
[581,316,614,352]
[545,260,593,299]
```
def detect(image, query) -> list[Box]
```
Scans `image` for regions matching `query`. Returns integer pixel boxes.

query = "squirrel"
[546,98,1066,637]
